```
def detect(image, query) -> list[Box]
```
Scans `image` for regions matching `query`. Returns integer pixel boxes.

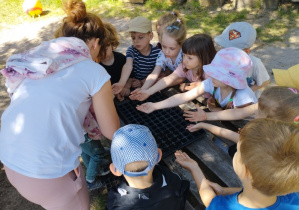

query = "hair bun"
[63,0,87,23]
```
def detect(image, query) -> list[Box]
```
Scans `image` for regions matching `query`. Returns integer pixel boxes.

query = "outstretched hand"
[136,102,155,114]
[186,123,205,132]
[130,89,151,101]
[111,83,124,94]
[183,104,207,122]
[175,150,198,171]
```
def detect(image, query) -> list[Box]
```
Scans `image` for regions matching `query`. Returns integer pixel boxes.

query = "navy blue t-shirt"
[126,45,160,80]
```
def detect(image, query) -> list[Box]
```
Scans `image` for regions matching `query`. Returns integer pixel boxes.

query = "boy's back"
[107,124,189,210]
[107,164,189,210]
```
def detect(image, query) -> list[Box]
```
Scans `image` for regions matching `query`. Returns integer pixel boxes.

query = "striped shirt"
[126,45,161,80]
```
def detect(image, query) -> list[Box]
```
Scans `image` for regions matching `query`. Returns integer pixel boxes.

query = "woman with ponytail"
[0,0,119,209]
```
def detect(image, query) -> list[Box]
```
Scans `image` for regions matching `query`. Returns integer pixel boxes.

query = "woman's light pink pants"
[4,165,89,210]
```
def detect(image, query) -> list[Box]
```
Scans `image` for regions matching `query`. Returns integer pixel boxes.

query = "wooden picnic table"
[159,87,244,209]
[116,86,247,210]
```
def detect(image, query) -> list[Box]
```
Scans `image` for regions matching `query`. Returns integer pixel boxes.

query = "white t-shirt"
[0,60,110,179]
[247,54,270,98]
[155,49,183,71]
[202,78,257,108]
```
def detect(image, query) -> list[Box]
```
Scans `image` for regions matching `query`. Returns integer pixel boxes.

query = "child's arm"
[111,58,133,94]
[250,79,270,92]
[130,72,185,101]
[184,103,258,122]
[136,83,205,113]
[186,122,239,143]
[175,150,216,207]
[120,78,133,97]
[141,65,163,90]
[207,180,242,196]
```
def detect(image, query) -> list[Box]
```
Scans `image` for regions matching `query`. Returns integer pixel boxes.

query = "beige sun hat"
[128,16,152,33]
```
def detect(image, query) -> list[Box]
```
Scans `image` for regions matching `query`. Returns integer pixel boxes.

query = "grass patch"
[0,0,64,26]
[2,1,298,44]
[90,191,108,210]
[256,4,299,43]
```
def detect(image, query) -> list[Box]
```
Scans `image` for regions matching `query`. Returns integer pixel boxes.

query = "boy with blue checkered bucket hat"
[107,124,189,210]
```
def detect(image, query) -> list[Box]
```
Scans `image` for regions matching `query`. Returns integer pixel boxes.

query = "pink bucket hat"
[203,47,252,89]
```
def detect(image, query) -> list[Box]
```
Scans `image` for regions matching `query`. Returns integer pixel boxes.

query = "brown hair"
[182,34,217,81]
[258,86,299,122]
[156,10,180,30]
[160,18,186,47]
[103,22,119,50]
[239,118,299,196]
[54,0,107,59]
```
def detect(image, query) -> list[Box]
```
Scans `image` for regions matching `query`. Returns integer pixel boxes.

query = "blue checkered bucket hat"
[111,124,159,177]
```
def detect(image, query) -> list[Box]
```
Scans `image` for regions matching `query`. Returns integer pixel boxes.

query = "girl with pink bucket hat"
[137,47,257,114]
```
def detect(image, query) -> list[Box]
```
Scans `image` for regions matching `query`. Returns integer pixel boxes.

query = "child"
[214,22,270,98]
[129,18,186,99]
[130,34,217,102]
[175,118,299,209]
[111,16,161,98]
[136,47,257,113]
[155,10,182,49]
[98,22,126,85]
[80,22,125,191]
[107,124,189,210]
[185,86,299,143]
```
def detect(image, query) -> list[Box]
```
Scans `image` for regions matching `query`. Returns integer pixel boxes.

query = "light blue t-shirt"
[207,191,299,210]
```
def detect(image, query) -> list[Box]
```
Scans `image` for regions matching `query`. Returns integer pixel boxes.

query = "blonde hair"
[54,0,107,59]
[156,10,180,30]
[239,118,299,196]
[258,86,299,122]
[160,18,186,46]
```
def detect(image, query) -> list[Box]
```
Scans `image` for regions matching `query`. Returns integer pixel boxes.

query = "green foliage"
[0,0,64,25]
[90,192,108,210]
[1,0,298,43]
[144,0,174,10]
[184,9,248,36]
[256,4,298,43]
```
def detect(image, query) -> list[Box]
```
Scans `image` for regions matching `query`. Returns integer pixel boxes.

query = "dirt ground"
[0,9,298,210]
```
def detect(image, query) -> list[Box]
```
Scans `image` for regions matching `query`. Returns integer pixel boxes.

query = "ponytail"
[55,0,107,59]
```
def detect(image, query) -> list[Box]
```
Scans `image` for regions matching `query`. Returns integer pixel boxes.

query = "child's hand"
[136,102,156,114]
[129,88,141,100]
[120,86,130,97]
[207,97,222,112]
[131,79,142,88]
[130,89,150,101]
[112,83,124,94]
[175,150,198,171]
[116,93,125,101]
[183,104,207,122]
[185,81,201,91]
[206,180,224,195]
[179,83,188,92]
[186,123,204,132]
